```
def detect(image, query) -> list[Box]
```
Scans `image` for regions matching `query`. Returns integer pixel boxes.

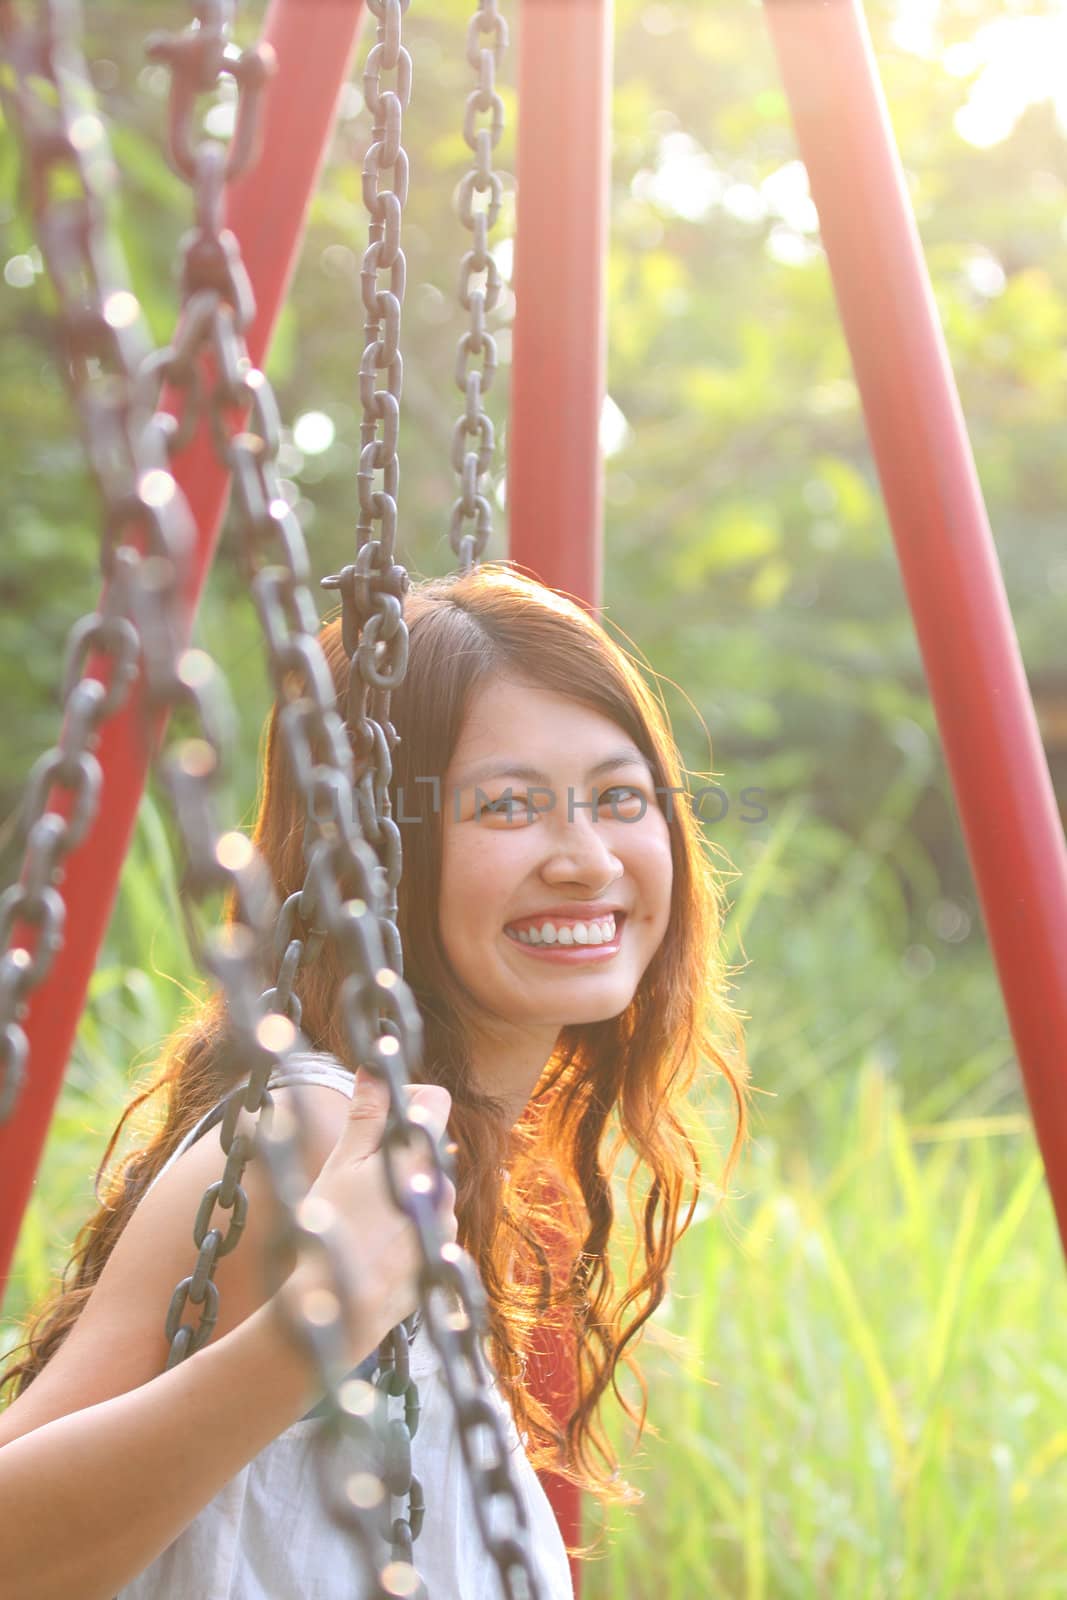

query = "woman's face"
[438,677,674,1054]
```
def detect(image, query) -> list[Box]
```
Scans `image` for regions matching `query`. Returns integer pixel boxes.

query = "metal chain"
[447,0,509,575]
[155,0,425,1569]
[325,4,545,1596]
[320,0,413,973]
[0,0,169,1124]
[124,0,282,1371]
[136,6,418,1591]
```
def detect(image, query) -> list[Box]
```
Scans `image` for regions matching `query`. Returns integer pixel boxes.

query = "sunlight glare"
[894,1,1067,149]
[947,18,1067,148]
[600,394,632,459]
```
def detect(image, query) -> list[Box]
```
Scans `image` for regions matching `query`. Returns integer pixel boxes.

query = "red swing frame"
[2,3,1067,1590]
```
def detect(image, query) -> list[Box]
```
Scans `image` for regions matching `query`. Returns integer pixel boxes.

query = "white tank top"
[116,1053,575,1600]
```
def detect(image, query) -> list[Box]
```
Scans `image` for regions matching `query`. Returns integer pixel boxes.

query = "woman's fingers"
[403,1083,452,1148]
[340,1073,452,1163]
[440,1175,459,1242]
[297,1074,461,1359]
[339,1067,394,1161]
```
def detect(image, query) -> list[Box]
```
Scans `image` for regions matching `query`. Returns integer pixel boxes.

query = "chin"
[541,993,636,1027]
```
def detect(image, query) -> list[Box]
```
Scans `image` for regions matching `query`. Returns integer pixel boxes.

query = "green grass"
[580,793,1067,1596]
[584,1061,1067,1598]
[1,788,204,1346]
[3,785,1066,1597]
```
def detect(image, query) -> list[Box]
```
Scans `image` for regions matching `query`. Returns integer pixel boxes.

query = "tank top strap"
[263,1052,355,1098]
[141,1052,353,1199]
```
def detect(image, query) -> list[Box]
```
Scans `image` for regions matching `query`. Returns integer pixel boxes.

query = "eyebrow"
[455,747,653,787]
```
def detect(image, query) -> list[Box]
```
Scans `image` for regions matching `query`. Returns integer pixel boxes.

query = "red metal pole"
[0,0,367,1297]
[762,0,1067,1240]
[509,0,612,612]
[510,1,614,1583]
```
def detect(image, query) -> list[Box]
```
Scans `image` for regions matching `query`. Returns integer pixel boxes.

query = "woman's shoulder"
[138,1051,352,1204]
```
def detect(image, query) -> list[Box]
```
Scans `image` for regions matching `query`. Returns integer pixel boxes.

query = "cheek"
[438,828,524,946]
[634,809,674,871]
[439,840,474,951]
[636,820,675,922]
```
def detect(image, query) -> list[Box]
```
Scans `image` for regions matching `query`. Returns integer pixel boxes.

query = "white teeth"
[505,914,619,946]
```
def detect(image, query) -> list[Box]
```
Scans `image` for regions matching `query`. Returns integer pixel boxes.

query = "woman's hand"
[273,1069,457,1369]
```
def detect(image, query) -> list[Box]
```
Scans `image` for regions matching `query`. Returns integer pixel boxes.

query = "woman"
[0,563,751,1597]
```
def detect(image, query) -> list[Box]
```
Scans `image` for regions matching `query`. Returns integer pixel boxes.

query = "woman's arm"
[0,1275,371,1600]
[0,1070,453,1600]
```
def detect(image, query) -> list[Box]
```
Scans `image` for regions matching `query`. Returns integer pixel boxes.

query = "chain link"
[448,0,509,575]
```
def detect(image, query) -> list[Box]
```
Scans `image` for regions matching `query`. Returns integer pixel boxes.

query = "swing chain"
[326,3,547,1596]
[0,0,172,1124]
[136,6,419,1589]
[321,0,412,975]
[448,0,510,576]
[145,0,274,185]
[326,1,471,1585]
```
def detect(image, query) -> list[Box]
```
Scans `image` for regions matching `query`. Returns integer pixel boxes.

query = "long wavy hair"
[1,562,751,1524]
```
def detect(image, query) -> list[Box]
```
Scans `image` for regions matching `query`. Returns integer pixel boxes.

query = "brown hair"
[2,562,751,1519]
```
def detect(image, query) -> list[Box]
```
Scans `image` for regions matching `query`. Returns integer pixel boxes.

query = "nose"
[539,804,624,891]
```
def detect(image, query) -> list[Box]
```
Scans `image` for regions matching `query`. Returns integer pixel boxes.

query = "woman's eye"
[600,785,646,812]
[476,786,645,822]
[481,793,531,821]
